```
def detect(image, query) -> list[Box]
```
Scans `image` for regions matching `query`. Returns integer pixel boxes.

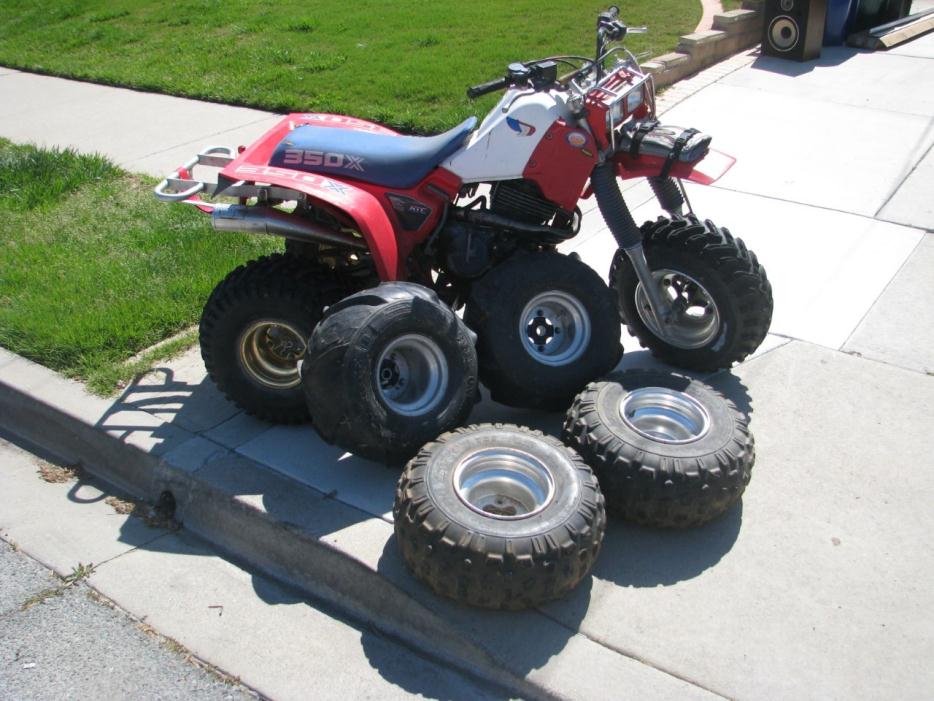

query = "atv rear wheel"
[610,216,773,371]
[393,423,606,609]
[302,282,478,464]
[465,251,621,410]
[563,370,754,528]
[200,254,347,424]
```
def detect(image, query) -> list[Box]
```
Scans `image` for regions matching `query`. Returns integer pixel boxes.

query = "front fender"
[613,148,736,185]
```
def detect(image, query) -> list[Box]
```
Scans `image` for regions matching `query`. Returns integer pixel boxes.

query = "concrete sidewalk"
[3,33,934,700]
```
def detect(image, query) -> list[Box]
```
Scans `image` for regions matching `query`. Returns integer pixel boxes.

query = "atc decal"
[506,117,536,137]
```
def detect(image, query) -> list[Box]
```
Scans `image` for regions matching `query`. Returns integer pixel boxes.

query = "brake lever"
[501,88,538,113]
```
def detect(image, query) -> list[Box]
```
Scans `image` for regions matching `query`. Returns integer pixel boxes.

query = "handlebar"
[467,7,639,98]
[467,76,509,99]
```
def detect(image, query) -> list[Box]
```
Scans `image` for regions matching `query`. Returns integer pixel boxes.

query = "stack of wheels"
[301,282,478,464]
[199,253,351,424]
[563,370,754,528]
[610,216,773,371]
[465,250,622,410]
[394,424,606,609]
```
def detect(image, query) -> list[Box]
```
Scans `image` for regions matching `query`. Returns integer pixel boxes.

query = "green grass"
[721,1,745,11]
[0,1,700,134]
[0,139,278,394]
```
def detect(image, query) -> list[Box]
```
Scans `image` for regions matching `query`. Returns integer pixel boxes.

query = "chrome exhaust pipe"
[210,204,367,250]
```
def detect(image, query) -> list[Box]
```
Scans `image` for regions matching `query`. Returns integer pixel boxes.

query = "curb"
[644,2,763,88]
[0,348,552,701]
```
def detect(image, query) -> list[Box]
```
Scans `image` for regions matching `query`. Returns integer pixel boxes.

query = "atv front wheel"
[465,251,621,410]
[563,370,754,528]
[199,254,346,423]
[610,216,773,371]
[302,282,478,464]
[393,424,606,609]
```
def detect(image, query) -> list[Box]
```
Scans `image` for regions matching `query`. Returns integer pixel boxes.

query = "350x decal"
[282,149,366,172]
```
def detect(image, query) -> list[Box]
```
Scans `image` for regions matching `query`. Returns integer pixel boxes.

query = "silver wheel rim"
[376,334,449,416]
[635,269,720,349]
[519,291,591,366]
[239,320,306,389]
[619,387,711,444]
[453,448,555,520]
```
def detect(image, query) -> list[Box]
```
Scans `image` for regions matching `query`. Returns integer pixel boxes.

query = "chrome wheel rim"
[239,320,306,389]
[519,291,591,366]
[453,448,555,520]
[635,269,720,349]
[619,387,711,444]
[376,334,449,417]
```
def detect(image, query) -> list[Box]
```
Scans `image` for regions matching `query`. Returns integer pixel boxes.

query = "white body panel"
[444,90,573,183]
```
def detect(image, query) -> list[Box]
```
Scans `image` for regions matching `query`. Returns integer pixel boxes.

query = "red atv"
[155,6,772,461]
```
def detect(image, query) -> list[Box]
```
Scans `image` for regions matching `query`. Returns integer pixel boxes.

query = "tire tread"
[393,424,606,609]
[609,216,773,371]
[562,370,754,528]
[200,253,347,423]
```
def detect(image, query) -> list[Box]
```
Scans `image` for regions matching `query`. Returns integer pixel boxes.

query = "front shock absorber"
[591,163,673,338]
[590,162,642,249]
[648,176,684,216]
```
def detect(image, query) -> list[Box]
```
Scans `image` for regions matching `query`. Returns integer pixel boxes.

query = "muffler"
[210,204,367,250]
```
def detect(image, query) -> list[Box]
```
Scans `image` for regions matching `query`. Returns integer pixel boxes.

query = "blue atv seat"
[270,116,477,189]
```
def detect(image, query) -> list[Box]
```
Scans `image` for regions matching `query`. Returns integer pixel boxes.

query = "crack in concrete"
[838,235,926,352]
[707,180,929,231]
[535,607,734,700]
[128,115,276,163]
[874,120,934,219]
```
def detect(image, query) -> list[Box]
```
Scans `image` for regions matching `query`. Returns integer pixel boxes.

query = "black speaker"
[762,0,827,61]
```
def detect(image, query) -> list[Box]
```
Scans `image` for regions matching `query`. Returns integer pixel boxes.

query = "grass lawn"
[0,1,700,134]
[0,139,278,394]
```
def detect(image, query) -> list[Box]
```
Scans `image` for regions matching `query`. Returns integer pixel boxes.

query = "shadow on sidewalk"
[594,505,743,587]
[749,45,860,76]
[78,354,753,698]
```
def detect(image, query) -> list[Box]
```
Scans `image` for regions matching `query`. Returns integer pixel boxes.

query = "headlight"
[625,86,644,114]
[606,85,645,130]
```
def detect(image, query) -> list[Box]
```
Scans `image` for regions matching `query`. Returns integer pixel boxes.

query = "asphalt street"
[0,500,251,700]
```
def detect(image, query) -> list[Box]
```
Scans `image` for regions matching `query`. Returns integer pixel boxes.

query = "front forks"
[590,163,674,338]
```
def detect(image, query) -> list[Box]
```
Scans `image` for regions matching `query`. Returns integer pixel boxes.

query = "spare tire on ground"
[563,370,754,528]
[393,423,606,610]
[301,282,478,464]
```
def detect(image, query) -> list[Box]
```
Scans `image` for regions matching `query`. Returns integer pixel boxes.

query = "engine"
[436,179,577,281]
[490,179,563,226]
[438,220,499,279]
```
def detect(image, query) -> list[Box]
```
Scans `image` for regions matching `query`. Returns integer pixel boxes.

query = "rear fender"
[225,163,401,279]
[221,114,403,279]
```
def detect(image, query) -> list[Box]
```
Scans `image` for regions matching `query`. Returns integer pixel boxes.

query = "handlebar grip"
[467,77,509,99]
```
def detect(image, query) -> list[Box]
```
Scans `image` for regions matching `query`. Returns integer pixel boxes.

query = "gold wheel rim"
[238,320,306,389]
